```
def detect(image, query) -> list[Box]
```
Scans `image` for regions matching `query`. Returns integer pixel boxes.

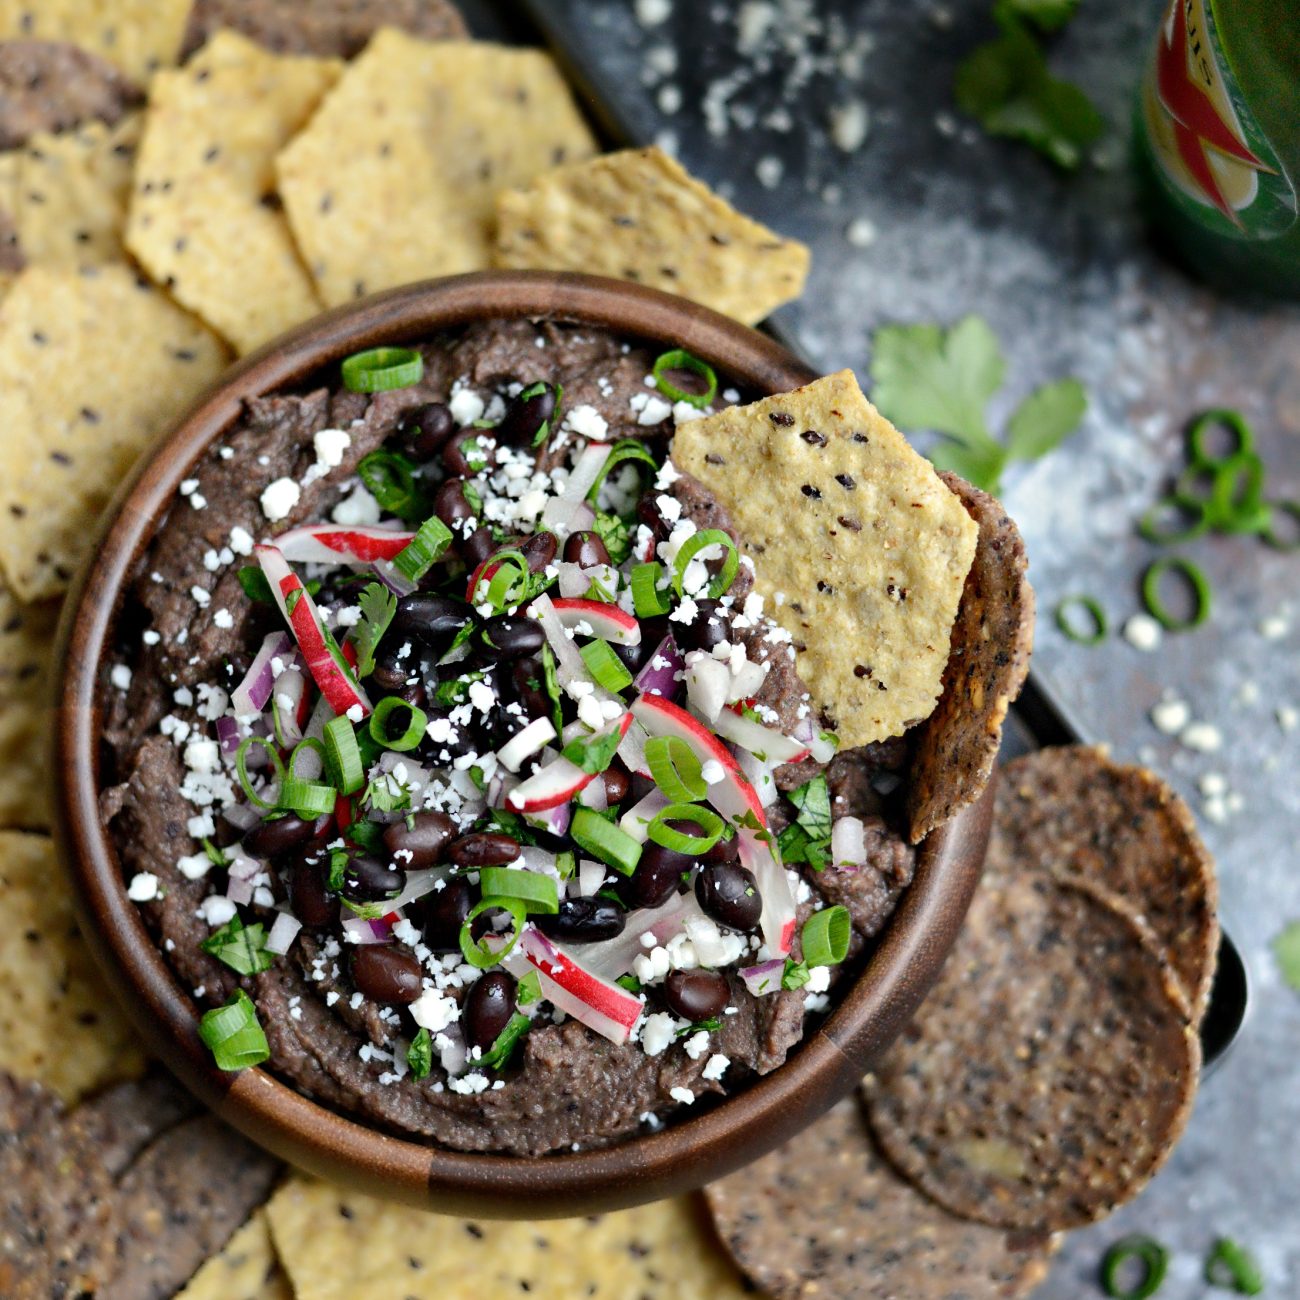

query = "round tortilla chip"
[864,835,1199,1233]
[706,1099,1055,1300]
[996,746,1219,1023]
[906,472,1034,844]
[0,40,139,150]
[183,0,468,60]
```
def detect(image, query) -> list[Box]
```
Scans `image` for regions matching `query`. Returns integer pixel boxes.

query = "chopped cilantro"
[435,670,484,708]
[616,973,642,994]
[516,970,543,1007]
[407,1027,433,1080]
[201,837,228,868]
[327,848,349,892]
[477,1012,532,1071]
[344,819,383,854]
[200,916,275,976]
[781,958,811,991]
[351,582,396,678]
[1274,922,1300,993]
[561,723,625,775]
[591,510,633,565]
[870,315,1086,494]
[484,808,542,846]
[676,1017,722,1037]
[789,774,832,839]
[363,774,411,814]
[237,565,273,604]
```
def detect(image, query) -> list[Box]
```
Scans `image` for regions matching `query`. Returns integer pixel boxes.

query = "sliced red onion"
[225,874,255,905]
[524,798,571,838]
[215,715,246,756]
[684,651,729,721]
[221,802,261,833]
[231,631,293,717]
[540,496,596,537]
[486,769,518,810]
[519,845,559,876]
[712,705,809,764]
[579,889,703,981]
[272,665,308,747]
[341,915,393,945]
[633,634,682,699]
[265,912,303,955]
[618,789,671,843]
[371,558,418,598]
[739,958,786,998]
[831,815,867,870]
[227,853,261,879]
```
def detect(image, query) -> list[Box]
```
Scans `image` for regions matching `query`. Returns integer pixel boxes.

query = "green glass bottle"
[1134,0,1300,297]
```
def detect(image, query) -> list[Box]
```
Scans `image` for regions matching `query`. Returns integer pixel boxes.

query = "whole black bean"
[383,812,457,868]
[613,614,669,673]
[495,382,557,446]
[636,495,669,543]
[463,970,517,1052]
[601,761,630,806]
[695,863,762,932]
[535,896,626,943]
[663,969,730,1022]
[443,428,496,478]
[513,529,558,573]
[481,615,545,658]
[288,854,337,929]
[342,855,407,903]
[433,476,477,529]
[703,831,740,866]
[511,657,550,721]
[352,946,423,1005]
[462,525,496,569]
[672,598,729,653]
[419,877,476,951]
[370,641,413,692]
[403,401,454,460]
[392,592,468,648]
[448,832,521,869]
[618,838,693,910]
[562,529,611,568]
[392,678,427,710]
[244,811,332,860]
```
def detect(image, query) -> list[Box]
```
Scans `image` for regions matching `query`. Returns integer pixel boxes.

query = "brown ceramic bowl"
[55,271,992,1216]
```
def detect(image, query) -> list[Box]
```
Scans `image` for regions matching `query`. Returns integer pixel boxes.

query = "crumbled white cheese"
[640,1011,678,1057]
[229,525,254,556]
[845,217,877,247]
[669,1086,696,1105]
[127,872,160,902]
[702,1053,730,1081]
[683,1030,711,1060]
[1180,721,1222,753]
[828,99,869,151]
[1151,698,1190,734]
[332,484,382,526]
[1123,614,1163,652]
[199,895,237,927]
[176,852,213,881]
[260,476,300,522]
[449,386,486,426]
[563,404,609,441]
[313,427,351,470]
[110,664,132,690]
[410,989,460,1033]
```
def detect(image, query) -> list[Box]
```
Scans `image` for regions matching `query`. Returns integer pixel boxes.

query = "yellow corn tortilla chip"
[126,31,338,353]
[0,1,191,84]
[0,577,58,830]
[671,371,979,746]
[0,264,228,602]
[0,830,146,1101]
[11,113,141,268]
[277,30,598,307]
[266,1177,752,1300]
[177,1210,293,1300]
[495,147,810,325]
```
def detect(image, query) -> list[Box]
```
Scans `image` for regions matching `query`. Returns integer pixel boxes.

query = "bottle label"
[1142,0,1296,240]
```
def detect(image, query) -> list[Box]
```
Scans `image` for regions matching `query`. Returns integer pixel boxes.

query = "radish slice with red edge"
[506,750,593,812]
[738,830,797,957]
[558,443,613,503]
[274,523,415,565]
[711,704,809,764]
[536,597,642,647]
[256,544,372,719]
[578,888,705,981]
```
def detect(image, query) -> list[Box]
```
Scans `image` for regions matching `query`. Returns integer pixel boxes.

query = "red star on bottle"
[1155,0,1269,224]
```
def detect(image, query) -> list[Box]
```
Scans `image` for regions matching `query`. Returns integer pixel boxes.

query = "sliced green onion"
[369,696,427,752]
[1263,499,1300,551]
[579,639,634,693]
[555,850,576,881]
[288,736,327,775]
[1138,496,1209,545]
[645,735,707,802]
[652,349,718,409]
[236,736,283,810]
[631,561,672,617]
[540,643,563,734]
[357,449,423,520]
[1204,1237,1263,1295]
[474,549,531,610]
[277,774,337,817]
[585,438,658,502]
[647,802,724,854]
[1054,595,1107,645]
[1207,452,1269,533]
[516,969,543,1006]
[1188,408,1254,467]
[571,806,643,875]
[199,989,270,1072]
[1142,557,1211,631]
[324,716,364,794]
[342,345,424,393]
[1101,1236,1169,1300]
[459,897,527,969]
[802,906,851,967]
[477,867,559,914]
[393,514,453,582]
[477,1011,533,1070]
[672,528,739,598]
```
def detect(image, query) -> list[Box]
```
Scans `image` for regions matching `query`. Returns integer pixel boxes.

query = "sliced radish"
[535,597,641,646]
[529,592,593,686]
[559,443,613,503]
[524,800,571,838]
[507,751,593,812]
[684,652,730,722]
[495,716,557,773]
[712,706,809,764]
[256,545,372,719]
[735,746,780,809]
[274,523,414,566]
[506,926,643,1045]
[832,816,867,870]
[737,832,797,957]
[539,496,596,537]
[270,662,308,746]
[230,631,293,717]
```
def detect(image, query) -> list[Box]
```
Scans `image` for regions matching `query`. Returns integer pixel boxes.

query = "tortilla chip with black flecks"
[0,578,59,830]
[177,1210,293,1300]
[0,39,140,149]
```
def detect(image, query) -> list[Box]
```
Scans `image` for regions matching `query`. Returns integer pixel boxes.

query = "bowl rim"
[55,270,992,1215]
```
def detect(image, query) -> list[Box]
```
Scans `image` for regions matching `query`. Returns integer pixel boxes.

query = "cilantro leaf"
[995,0,1078,32]
[200,916,275,975]
[1004,377,1088,462]
[955,17,1105,171]
[407,1027,433,1080]
[351,582,396,679]
[789,774,832,840]
[1274,922,1300,993]
[591,510,633,565]
[238,565,274,605]
[781,959,811,991]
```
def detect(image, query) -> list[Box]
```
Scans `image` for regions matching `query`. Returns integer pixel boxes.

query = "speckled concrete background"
[512,0,1300,1292]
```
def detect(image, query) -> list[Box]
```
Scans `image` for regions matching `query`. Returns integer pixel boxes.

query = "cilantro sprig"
[870,315,1086,495]
[200,915,275,976]
[779,774,834,872]
[351,582,396,679]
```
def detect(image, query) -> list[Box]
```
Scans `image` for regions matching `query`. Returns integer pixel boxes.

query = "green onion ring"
[802,906,851,967]
[236,736,283,810]
[1054,596,1108,645]
[1138,496,1209,545]
[571,806,643,875]
[1188,408,1254,468]
[579,639,634,693]
[585,438,658,502]
[476,867,560,915]
[1207,452,1269,532]
[1204,1237,1264,1295]
[277,774,337,818]
[1263,499,1300,551]
[368,696,428,752]
[393,514,453,582]
[652,349,718,409]
[672,528,739,598]
[475,549,530,609]
[647,803,724,854]
[459,897,528,970]
[631,561,672,617]
[1101,1236,1169,1300]
[341,346,424,393]
[1142,557,1211,631]
[199,989,270,1072]
[323,716,364,795]
[357,450,421,518]
[645,735,707,802]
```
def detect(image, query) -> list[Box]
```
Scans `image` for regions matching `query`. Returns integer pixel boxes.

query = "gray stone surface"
[519,0,1300,1292]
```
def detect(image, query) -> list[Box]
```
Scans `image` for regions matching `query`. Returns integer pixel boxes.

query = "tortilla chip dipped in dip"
[100,324,1027,1155]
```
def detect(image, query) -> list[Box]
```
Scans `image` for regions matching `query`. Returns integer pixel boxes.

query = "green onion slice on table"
[1187,408,1255,468]
[199,990,270,1071]
[1100,1235,1169,1300]
[1142,557,1211,631]
[1204,1237,1264,1295]
[1054,595,1108,645]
